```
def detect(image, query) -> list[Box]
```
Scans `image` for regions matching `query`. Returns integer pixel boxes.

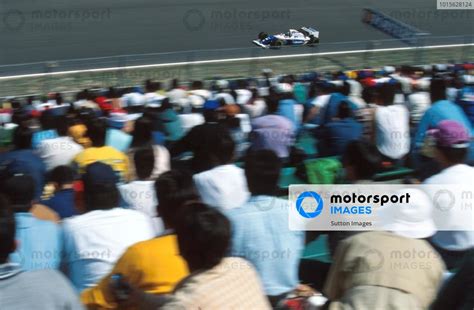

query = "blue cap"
[203,100,220,110]
[82,162,118,190]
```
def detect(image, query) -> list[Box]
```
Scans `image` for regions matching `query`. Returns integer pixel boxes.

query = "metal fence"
[0,35,473,97]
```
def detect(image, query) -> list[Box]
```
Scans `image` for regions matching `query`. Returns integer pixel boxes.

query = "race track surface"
[0,0,472,68]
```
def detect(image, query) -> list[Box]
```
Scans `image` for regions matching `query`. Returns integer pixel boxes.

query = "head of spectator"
[374,83,396,106]
[169,78,180,91]
[202,100,220,123]
[39,112,56,131]
[12,125,33,150]
[190,80,204,91]
[2,175,35,213]
[82,162,119,212]
[340,81,351,96]
[265,96,280,114]
[342,141,382,182]
[207,128,236,167]
[134,147,155,181]
[379,188,436,239]
[431,120,470,168]
[175,202,230,272]
[245,150,281,196]
[87,118,107,147]
[48,165,74,192]
[336,100,353,120]
[0,197,15,264]
[131,116,153,148]
[55,115,70,137]
[430,77,447,103]
[154,170,200,230]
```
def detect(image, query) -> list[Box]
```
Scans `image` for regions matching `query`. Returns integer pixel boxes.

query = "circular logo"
[296,191,323,218]
[3,10,25,31]
[183,9,205,31]
[360,248,384,272]
[433,189,455,212]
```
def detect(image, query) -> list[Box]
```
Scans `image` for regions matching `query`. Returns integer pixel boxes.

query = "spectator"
[341,140,382,184]
[242,88,266,118]
[128,116,170,180]
[423,120,474,269]
[31,111,58,148]
[407,79,431,126]
[249,97,295,160]
[192,128,250,210]
[154,98,184,142]
[0,199,83,310]
[81,170,197,308]
[188,80,211,109]
[372,83,410,163]
[62,162,156,291]
[73,118,129,182]
[324,189,445,309]
[119,147,164,232]
[431,248,474,310]
[40,165,77,219]
[316,100,363,157]
[1,175,62,271]
[414,78,472,149]
[132,202,271,309]
[276,83,299,128]
[225,150,305,306]
[0,125,46,199]
[37,116,83,171]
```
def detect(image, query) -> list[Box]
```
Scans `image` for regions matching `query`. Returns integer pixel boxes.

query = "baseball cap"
[203,99,220,111]
[82,162,118,191]
[378,188,436,239]
[430,120,470,149]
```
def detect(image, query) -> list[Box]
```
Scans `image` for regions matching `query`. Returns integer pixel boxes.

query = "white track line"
[0,43,472,80]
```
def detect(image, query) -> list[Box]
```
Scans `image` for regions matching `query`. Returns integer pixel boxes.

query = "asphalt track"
[0,0,472,73]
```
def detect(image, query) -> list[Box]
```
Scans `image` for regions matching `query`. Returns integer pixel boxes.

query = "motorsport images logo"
[296,191,323,218]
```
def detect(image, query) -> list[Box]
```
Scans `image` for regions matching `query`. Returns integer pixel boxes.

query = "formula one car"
[252,27,320,48]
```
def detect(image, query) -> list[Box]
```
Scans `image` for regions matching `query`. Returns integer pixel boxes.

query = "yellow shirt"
[73,146,130,182]
[81,234,189,309]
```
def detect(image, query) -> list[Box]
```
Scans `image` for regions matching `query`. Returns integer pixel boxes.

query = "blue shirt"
[40,189,77,219]
[322,118,363,156]
[225,196,305,296]
[0,149,46,199]
[9,213,62,271]
[32,129,58,149]
[277,99,299,129]
[415,100,473,146]
[319,93,358,125]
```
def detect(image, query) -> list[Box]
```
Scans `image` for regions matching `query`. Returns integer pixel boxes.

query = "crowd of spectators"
[0,63,473,309]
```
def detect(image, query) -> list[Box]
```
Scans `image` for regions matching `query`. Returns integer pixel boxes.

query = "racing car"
[252,27,320,48]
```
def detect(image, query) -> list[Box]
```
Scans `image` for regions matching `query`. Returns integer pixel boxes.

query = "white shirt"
[62,208,156,291]
[37,136,83,171]
[310,94,331,109]
[193,164,250,210]
[119,180,165,234]
[407,92,431,124]
[424,164,474,251]
[374,104,410,159]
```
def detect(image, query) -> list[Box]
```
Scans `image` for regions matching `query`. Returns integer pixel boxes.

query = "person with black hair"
[342,140,382,182]
[192,127,250,210]
[119,147,164,231]
[414,77,473,162]
[316,100,363,157]
[127,116,170,180]
[372,82,410,163]
[133,202,271,309]
[37,115,83,171]
[225,150,304,306]
[0,125,46,199]
[73,118,129,182]
[81,169,198,309]
[62,162,156,291]
[40,165,77,219]
[0,174,62,271]
[423,120,474,270]
[0,197,83,310]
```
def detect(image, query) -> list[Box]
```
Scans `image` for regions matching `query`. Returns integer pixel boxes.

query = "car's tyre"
[271,40,282,48]
[309,35,320,44]
[258,32,268,40]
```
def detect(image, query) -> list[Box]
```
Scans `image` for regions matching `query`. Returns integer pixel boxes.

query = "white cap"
[378,188,436,239]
